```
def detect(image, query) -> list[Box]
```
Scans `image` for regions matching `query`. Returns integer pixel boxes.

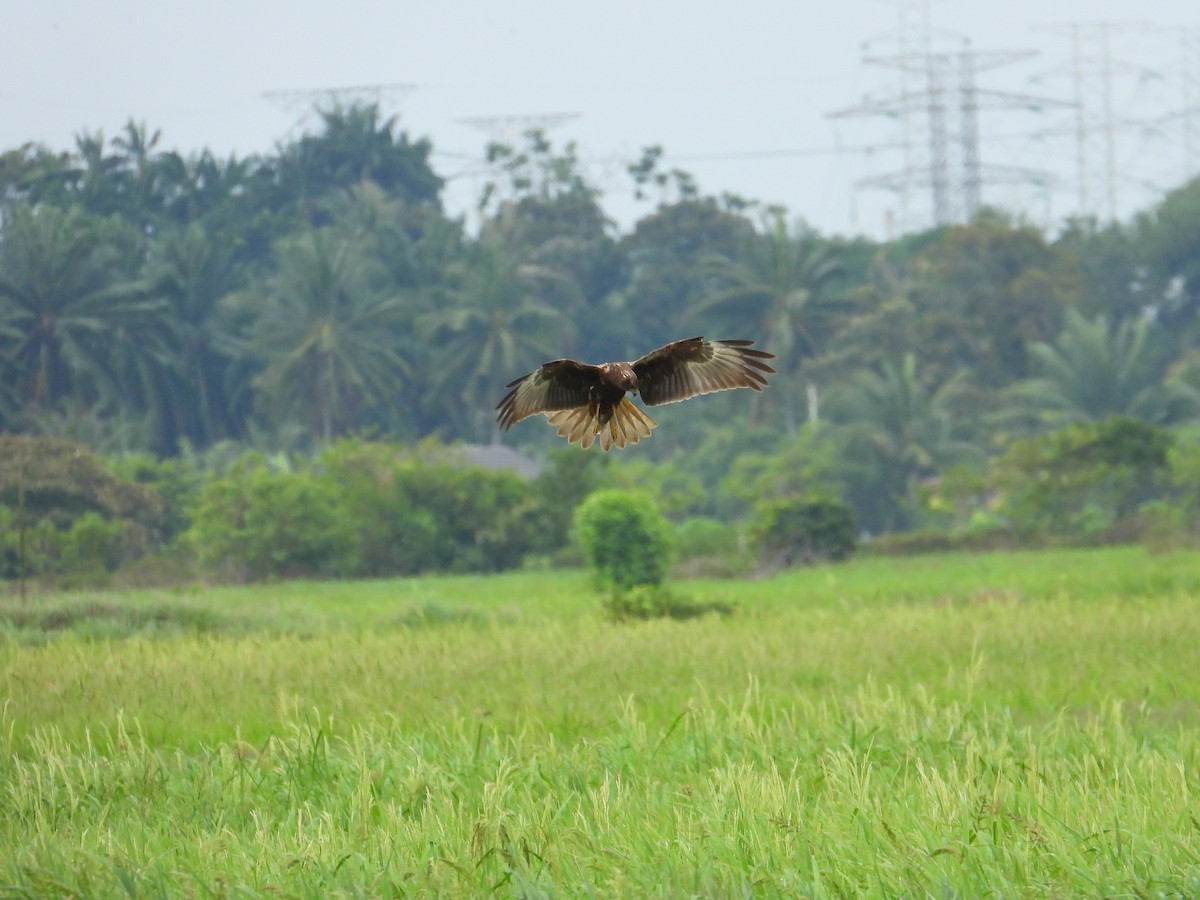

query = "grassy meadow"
[3,546,1200,896]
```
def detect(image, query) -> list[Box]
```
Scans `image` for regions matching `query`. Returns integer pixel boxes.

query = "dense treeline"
[3,103,1200,548]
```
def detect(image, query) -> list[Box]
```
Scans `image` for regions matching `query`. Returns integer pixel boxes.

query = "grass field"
[3,546,1200,896]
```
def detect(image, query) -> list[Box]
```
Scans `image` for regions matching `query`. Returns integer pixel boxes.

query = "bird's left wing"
[632,337,776,407]
[496,359,600,429]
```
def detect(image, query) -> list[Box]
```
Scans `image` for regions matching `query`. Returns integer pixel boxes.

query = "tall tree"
[421,238,579,441]
[1135,175,1200,337]
[274,102,443,223]
[0,203,174,421]
[477,130,623,363]
[140,221,245,450]
[698,216,842,434]
[905,216,1085,389]
[1054,216,1144,322]
[245,228,413,441]
[828,354,975,532]
[615,198,753,354]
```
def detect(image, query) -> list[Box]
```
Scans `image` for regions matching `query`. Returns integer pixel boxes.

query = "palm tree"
[246,228,413,441]
[698,217,842,434]
[70,130,124,216]
[420,239,579,440]
[0,203,175,425]
[1012,310,1200,426]
[140,222,244,449]
[828,354,976,532]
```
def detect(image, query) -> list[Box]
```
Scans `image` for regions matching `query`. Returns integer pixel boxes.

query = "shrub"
[396,462,536,573]
[184,455,342,581]
[315,442,442,577]
[109,453,201,544]
[60,512,142,574]
[671,516,747,577]
[574,490,672,591]
[750,497,856,571]
[994,417,1173,540]
[674,517,739,560]
[0,436,162,582]
[183,441,548,581]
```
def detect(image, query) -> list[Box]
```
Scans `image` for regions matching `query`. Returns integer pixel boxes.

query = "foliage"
[698,215,843,433]
[749,497,857,570]
[181,441,552,582]
[614,198,751,351]
[0,507,149,583]
[1012,309,1200,426]
[243,228,414,439]
[0,436,161,580]
[673,516,739,561]
[393,452,538,574]
[0,203,170,418]
[826,354,977,533]
[0,435,160,523]
[573,489,673,590]
[526,448,610,551]
[1135,175,1200,331]
[6,104,1200,548]
[993,417,1173,540]
[106,452,201,544]
[903,216,1084,388]
[419,236,578,439]
[183,454,343,581]
[719,426,843,517]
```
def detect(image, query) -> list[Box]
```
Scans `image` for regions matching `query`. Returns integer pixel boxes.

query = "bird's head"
[601,362,639,392]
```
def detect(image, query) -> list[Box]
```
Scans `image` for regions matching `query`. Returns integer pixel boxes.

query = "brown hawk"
[496,337,775,449]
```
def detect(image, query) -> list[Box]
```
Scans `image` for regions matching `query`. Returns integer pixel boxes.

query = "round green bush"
[750,497,857,570]
[573,490,672,591]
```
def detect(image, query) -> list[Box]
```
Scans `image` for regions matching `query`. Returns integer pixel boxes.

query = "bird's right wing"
[496,359,600,429]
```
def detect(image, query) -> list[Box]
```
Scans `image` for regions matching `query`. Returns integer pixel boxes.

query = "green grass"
[3,546,1200,895]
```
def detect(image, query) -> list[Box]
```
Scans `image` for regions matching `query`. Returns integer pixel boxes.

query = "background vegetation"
[4,104,1200,583]
[5,106,1200,897]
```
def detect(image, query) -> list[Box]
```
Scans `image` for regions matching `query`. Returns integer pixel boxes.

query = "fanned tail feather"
[545,398,657,450]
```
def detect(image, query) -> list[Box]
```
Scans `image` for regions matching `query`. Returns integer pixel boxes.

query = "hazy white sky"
[5,1,1198,237]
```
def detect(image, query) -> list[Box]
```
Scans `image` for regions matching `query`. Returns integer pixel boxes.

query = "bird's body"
[496,337,775,449]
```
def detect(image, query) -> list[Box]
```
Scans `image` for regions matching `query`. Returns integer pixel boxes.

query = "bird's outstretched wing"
[495,359,601,430]
[632,337,775,406]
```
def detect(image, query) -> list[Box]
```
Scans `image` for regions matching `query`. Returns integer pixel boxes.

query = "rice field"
[3,546,1200,896]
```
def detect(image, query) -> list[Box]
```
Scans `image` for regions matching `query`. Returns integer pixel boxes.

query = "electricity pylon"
[831,41,1064,228]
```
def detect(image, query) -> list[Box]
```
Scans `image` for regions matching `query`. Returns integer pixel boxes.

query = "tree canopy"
[4,107,1200,540]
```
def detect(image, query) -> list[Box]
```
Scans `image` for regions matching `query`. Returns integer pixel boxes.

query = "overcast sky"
[5,1,1198,238]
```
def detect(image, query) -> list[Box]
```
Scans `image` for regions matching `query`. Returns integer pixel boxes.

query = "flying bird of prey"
[496,337,775,450]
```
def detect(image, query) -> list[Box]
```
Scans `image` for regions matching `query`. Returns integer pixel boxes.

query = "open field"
[3,547,1200,896]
